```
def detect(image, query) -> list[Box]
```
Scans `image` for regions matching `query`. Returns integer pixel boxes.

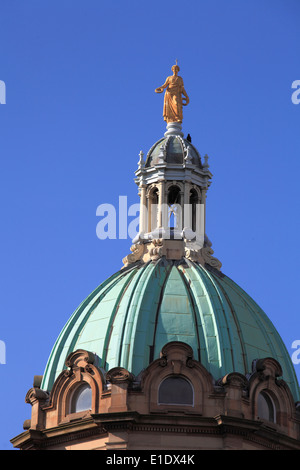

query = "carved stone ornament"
[64,368,74,378]
[159,354,168,367]
[251,357,283,378]
[200,245,222,270]
[185,245,222,271]
[25,387,49,405]
[149,238,164,260]
[159,341,195,368]
[122,243,145,267]
[65,349,96,370]
[138,150,145,169]
[220,372,249,389]
[106,367,133,384]
[184,247,204,264]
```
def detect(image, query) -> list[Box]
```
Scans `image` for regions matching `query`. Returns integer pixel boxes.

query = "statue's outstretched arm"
[155,77,169,94]
[182,87,189,106]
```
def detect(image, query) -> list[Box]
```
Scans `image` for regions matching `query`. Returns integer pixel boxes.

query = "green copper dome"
[41,259,300,401]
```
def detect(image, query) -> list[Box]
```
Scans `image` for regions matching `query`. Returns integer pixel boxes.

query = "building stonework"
[11,344,300,450]
[11,64,300,450]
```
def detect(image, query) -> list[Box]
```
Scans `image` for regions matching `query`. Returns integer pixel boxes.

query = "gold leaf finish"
[155,62,189,123]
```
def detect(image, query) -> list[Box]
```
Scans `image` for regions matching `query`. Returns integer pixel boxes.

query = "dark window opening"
[189,189,198,232]
[257,391,276,423]
[158,376,193,406]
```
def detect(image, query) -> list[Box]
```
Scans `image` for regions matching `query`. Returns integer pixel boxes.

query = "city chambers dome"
[40,258,300,401]
[14,63,300,451]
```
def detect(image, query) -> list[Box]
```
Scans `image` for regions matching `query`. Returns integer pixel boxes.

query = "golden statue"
[155,62,189,123]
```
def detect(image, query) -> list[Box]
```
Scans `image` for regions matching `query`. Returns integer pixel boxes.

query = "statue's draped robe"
[162,75,185,123]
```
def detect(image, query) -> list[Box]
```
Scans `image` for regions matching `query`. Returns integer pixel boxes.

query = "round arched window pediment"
[158,376,194,406]
[70,383,92,414]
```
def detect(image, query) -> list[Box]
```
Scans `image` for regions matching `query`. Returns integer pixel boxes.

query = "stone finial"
[203,154,209,169]
[138,150,145,169]
[158,144,166,164]
[184,145,193,164]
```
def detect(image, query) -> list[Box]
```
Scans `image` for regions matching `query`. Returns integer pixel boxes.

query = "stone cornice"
[11,412,300,450]
[11,417,105,450]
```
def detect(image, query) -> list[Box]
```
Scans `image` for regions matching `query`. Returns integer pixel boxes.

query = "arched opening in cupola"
[167,185,182,230]
[148,186,159,232]
[189,188,198,233]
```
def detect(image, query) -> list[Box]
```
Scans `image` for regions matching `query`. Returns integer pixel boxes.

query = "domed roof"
[41,259,300,401]
[146,135,203,168]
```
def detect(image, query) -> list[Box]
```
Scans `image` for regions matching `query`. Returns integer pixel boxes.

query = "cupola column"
[179,189,184,230]
[162,184,168,229]
[139,184,147,234]
[183,181,191,230]
[146,193,151,232]
[157,180,165,228]
[199,188,207,243]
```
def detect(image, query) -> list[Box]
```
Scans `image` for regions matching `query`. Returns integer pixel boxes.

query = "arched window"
[257,391,276,423]
[189,189,198,232]
[167,186,182,230]
[70,383,92,413]
[148,187,159,231]
[158,376,194,406]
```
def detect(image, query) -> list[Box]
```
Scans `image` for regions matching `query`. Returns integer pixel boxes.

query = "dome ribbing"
[41,259,300,401]
[146,135,203,168]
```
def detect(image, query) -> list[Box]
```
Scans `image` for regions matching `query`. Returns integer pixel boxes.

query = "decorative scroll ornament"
[185,239,222,271]
[25,387,49,405]
[200,245,222,270]
[149,238,164,261]
[106,367,133,383]
[122,243,145,267]
[121,238,222,270]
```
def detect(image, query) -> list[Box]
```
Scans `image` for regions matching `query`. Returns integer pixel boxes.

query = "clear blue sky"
[0,0,300,449]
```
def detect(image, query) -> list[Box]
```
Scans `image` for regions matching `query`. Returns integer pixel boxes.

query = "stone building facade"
[11,79,300,450]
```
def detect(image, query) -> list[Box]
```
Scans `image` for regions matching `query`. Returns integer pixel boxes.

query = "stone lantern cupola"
[123,121,222,270]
